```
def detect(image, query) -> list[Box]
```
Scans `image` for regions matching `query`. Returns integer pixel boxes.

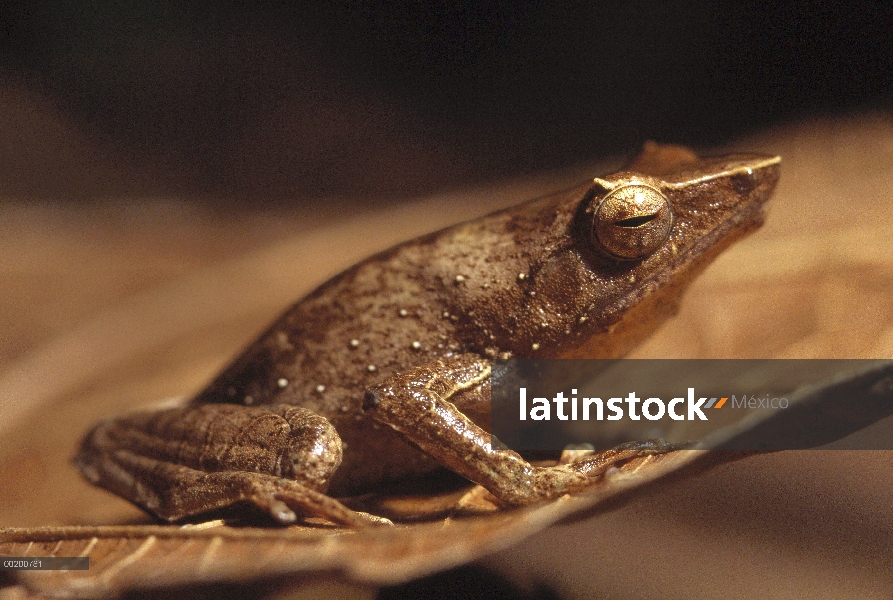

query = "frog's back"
[192,187,571,415]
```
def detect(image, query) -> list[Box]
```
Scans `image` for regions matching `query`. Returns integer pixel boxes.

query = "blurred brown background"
[1,2,892,599]
[2,2,890,200]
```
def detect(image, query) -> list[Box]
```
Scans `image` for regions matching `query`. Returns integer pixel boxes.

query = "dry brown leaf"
[1,450,713,598]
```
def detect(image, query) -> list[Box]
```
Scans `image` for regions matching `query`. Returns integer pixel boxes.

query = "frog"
[75,143,780,527]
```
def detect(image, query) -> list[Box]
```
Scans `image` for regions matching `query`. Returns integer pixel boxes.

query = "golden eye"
[591,184,672,259]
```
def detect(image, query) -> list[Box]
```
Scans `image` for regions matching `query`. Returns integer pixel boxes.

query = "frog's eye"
[590,184,672,260]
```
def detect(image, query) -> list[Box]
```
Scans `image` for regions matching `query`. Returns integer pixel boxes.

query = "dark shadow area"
[1,1,890,201]
[1,567,563,600]
[379,564,563,600]
[115,575,344,600]
[0,571,14,588]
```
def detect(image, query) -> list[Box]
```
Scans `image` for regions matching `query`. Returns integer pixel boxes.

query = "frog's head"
[452,143,779,358]
[552,143,781,358]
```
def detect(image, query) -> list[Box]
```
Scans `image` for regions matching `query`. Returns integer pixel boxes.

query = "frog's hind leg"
[363,355,670,505]
[95,453,388,527]
[75,403,389,527]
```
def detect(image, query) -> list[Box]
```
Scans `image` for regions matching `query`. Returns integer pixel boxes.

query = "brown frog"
[75,143,780,527]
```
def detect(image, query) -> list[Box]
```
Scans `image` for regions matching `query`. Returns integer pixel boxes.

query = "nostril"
[362,390,382,411]
[731,172,756,195]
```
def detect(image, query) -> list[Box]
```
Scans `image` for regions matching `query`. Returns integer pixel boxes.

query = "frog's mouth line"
[676,189,767,275]
[658,154,779,284]
[630,181,773,310]
[559,196,771,360]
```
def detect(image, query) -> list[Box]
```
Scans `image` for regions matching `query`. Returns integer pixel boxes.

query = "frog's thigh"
[364,354,664,505]
[76,403,387,527]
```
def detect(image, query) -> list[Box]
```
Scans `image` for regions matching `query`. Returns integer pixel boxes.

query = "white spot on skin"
[367,365,377,372]
[277,378,289,388]
[315,384,326,393]
[442,312,450,318]
[455,275,466,283]
[350,339,360,348]
[579,315,588,324]
[411,341,422,350]
[517,273,526,281]
[399,309,408,317]
[531,343,540,351]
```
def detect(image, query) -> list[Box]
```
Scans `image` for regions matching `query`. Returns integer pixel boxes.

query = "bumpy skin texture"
[76,144,780,523]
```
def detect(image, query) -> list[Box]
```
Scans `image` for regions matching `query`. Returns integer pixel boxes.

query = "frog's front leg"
[363,354,668,505]
[75,403,388,527]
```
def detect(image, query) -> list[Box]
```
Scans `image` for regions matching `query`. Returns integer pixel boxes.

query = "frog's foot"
[558,444,597,464]
[177,470,394,528]
[364,356,675,505]
[561,439,673,465]
[558,439,673,481]
[82,451,391,528]
[452,485,504,515]
[75,403,391,528]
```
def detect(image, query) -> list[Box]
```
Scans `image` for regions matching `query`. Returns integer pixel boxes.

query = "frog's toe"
[612,438,674,453]
[354,511,394,527]
[265,499,298,524]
